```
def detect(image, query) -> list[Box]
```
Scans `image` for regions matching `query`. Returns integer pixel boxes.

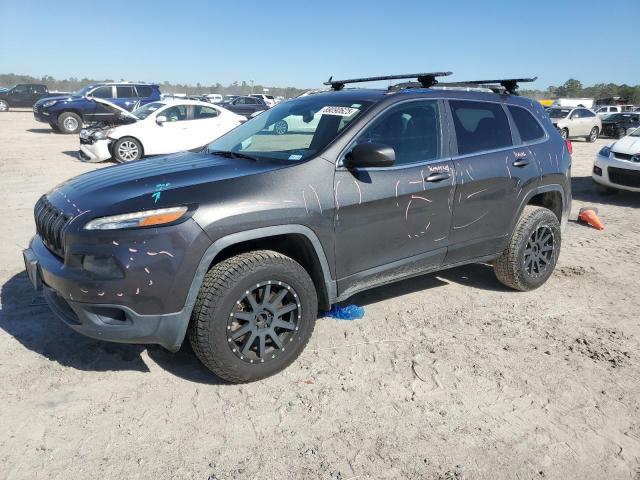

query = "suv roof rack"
[438,77,538,95]
[324,72,453,91]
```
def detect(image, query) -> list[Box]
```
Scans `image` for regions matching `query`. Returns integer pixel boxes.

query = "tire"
[494,206,561,291]
[113,137,143,163]
[188,250,318,383]
[274,120,289,135]
[57,112,82,134]
[0,100,9,112]
[560,128,569,140]
[586,126,599,142]
[616,127,626,139]
[49,123,60,133]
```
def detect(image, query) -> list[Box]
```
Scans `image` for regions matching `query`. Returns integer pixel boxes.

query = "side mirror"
[156,115,167,125]
[344,143,395,169]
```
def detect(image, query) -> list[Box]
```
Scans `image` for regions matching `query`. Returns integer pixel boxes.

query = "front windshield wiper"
[210,150,259,161]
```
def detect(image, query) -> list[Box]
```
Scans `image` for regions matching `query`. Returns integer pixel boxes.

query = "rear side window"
[91,86,113,98]
[508,106,545,142]
[352,99,441,166]
[581,109,595,117]
[116,86,136,98]
[193,106,219,119]
[32,85,46,94]
[450,100,512,155]
[135,85,153,97]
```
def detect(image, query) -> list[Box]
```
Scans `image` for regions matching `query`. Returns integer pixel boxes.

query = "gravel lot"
[1,110,639,480]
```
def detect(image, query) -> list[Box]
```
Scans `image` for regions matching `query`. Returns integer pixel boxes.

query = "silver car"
[547,107,601,142]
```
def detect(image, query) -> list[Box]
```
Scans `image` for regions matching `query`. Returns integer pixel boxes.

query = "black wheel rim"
[227,281,301,363]
[524,225,555,277]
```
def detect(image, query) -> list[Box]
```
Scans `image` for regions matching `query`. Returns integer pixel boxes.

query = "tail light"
[565,139,573,155]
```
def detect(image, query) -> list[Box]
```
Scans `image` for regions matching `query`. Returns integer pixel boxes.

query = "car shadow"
[571,175,640,207]
[27,128,59,134]
[344,262,509,307]
[62,150,80,159]
[0,271,227,385]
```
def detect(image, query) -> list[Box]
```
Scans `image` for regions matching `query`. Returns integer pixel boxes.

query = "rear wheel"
[113,137,142,162]
[586,126,599,142]
[494,206,561,291]
[58,112,82,134]
[0,100,9,112]
[188,250,318,383]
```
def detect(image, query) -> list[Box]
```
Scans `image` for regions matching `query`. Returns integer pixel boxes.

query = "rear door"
[334,99,455,296]
[445,99,539,263]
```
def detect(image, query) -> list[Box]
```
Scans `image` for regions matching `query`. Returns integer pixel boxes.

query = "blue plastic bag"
[322,304,365,320]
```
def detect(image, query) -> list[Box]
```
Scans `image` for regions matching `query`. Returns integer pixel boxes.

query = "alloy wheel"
[590,128,598,142]
[117,141,139,161]
[63,116,78,132]
[226,281,301,364]
[523,225,554,277]
[0,101,7,112]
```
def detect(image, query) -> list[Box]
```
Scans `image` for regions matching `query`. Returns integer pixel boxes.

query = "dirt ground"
[1,110,639,480]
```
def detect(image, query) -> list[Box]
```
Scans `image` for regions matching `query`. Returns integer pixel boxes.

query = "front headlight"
[43,100,58,108]
[598,144,613,157]
[84,206,189,230]
[93,130,108,140]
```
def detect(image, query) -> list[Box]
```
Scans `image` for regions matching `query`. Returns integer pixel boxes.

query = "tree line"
[520,78,640,104]
[0,73,309,99]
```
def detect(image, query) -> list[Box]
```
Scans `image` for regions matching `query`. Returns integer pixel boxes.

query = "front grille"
[608,167,640,188]
[613,151,633,161]
[34,195,70,257]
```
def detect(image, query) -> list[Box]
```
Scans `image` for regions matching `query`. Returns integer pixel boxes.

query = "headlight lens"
[93,130,107,140]
[598,145,612,157]
[84,206,189,230]
[43,100,58,108]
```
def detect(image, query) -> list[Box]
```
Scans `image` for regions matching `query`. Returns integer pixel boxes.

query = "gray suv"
[23,73,572,383]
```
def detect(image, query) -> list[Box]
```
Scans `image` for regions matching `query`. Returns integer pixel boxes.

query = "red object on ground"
[578,209,604,230]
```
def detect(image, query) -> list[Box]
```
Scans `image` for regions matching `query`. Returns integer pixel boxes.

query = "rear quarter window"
[508,105,545,142]
[136,85,153,97]
[450,100,512,155]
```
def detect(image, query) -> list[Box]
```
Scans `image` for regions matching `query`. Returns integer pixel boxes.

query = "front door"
[151,104,191,154]
[334,99,455,298]
[445,99,540,263]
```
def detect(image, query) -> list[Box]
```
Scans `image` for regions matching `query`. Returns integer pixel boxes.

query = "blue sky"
[1,0,639,90]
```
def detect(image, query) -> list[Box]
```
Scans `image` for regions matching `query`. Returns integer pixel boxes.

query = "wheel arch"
[508,184,568,239]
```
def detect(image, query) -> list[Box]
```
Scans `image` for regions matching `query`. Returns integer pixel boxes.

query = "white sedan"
[593,127,640,192]
[79,98,244,163]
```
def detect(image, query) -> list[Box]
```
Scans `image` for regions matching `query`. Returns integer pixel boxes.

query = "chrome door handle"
[512,159,529,167]
[424,172,451,182]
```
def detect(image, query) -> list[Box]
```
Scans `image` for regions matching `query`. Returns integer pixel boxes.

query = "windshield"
[133,102,164,119]
[547,108,571,119]
[630,127,640,137]
[208,96,373,162]
[604,113,630,122]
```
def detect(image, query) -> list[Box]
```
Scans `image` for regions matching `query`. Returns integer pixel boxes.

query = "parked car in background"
[220,95,268,118]
[551,98,595,108]
[33,83,162,134]
[595,105,622,118]
[593,127,640,192]
[250,94,276,107]
[546,106,601,141]
[222,95,239,103]
[0,84,68,112]
[205,94,223,103]
[600,112,640,138]
[79,99,244,163]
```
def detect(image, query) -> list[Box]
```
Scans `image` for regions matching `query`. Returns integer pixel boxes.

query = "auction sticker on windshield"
[318,106,359,117]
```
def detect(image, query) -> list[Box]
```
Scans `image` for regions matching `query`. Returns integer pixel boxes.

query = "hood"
[46,151,287,217]
[611,135,640,154]
[88,97,139,120]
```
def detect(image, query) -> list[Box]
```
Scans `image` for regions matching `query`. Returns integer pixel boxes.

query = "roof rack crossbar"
[324,72,453,91]
[439,77,537,95]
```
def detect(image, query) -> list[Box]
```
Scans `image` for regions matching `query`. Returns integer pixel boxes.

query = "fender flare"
[508,184,569,237]
[169,225,337,350]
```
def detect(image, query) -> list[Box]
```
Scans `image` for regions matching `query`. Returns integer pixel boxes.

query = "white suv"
[547,107,602,142]
[249,94,275,107]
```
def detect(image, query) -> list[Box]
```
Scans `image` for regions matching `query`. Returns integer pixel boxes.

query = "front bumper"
[33,107,50,124]
[593,153,640,192]
[79,138,112,162]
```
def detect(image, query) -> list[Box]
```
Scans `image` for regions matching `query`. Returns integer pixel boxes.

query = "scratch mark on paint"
[144,267,150,274]
[146,251,174,258]
[97,291,105,296]
[116,293,124,297]
[466,168,475,180]
[411,195,432,203]
[135,288,140,295]
[453,211,489,229]
[128,247,138,253]
[434,236,446,242]
[405,199,413,221]
[80,289,89,294]
[148,280,153,286]
[425,221,431,231]
[467,188,488,199]
[334,180,341,211]
[309,185,322,213]
[421,169,426,190]
[395,180,401,207]
[353,180,362,205]
[112,241,119,246]
[505,156,513,179]
[302,190,309,215]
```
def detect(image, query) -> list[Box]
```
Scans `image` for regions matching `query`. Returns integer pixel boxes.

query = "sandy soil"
[1,111,639,480]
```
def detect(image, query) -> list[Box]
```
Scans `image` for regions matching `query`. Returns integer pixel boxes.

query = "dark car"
[33,83,161,134]
[220,95,268,118]
[0,84,67,112]
[23,72,571,383]
[601,112,640,138]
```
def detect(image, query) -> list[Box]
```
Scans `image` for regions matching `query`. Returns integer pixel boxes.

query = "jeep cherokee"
[23,72,572,383]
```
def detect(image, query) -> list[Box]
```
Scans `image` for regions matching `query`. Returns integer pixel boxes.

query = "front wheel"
[586,126,599,142]
[57,112,82,134]
[560,128,569,140]
[188,250,318,383]
[0,100,9,112]
[494,206,561,291]
[113,137,142,162]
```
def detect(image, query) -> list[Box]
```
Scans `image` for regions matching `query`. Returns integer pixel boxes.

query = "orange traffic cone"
[578,208,604,230]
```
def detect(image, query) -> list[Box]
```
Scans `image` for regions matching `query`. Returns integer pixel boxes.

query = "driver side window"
[351,100,441,166]
[162,105,188,122]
